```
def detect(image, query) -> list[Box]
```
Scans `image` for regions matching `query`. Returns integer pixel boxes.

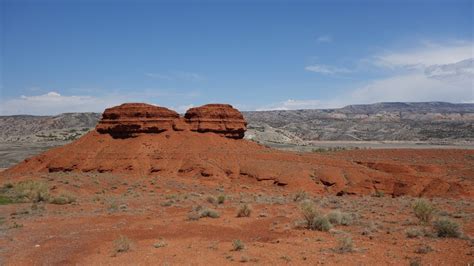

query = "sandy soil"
[1,147,473,265]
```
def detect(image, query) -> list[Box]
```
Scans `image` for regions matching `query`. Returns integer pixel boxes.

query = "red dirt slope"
[2,103,473,198]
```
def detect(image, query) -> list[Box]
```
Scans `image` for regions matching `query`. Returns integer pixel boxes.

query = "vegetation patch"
[232,239,245,251]
[237,204,252,217]
[113,235,132,255]
[433,218,461,238]
[50,192,77,205]
[413,199,435,224]
[0,181,50,204]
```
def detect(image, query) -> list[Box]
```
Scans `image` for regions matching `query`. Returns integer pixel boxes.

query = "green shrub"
[310,215,332,232]
[13,180,50,203]
[232,239,245,251]
[237,204,252,217]
[300,201,320,226]
[217,195,226,204]
[433,218,461,238]
[327,210,342,224]
[413,199,435,224]
[200,208,220,218]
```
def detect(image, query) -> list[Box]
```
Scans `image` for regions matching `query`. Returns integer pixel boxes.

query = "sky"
[0,0,473,115]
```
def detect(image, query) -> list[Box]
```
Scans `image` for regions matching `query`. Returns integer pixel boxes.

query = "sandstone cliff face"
[185,104,247,139]
[95,103,247,139]
[96,103,179,137]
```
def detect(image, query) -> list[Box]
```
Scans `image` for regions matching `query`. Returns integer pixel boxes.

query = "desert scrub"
[200,208,220,218]
[113,235,131,254]
[232,239,245,251]
[334,236,354,253]
[293,190,308,202]
[8,180,50,203]
[217,194,226,204]
[236,204,252,217]
[406,227,426,238]
[50,192,76,205]
[206,195,217,204]
[300,201,331,231]
[433,218,461,238]
[153,241,167,248]
[300,201,320,225]
[327,210,353,226]
[311,215,332,231]
[413,199,435,224]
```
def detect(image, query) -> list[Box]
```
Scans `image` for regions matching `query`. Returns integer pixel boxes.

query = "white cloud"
[350,72,473,103]
[256,99,341,111]
[268,41,473,110]
[316,35,332,43]
[305,64,352,74]
[0,91,125,115]
[373,42,473,69]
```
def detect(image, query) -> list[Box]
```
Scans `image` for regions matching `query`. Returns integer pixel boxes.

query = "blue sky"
[1,0,473,115]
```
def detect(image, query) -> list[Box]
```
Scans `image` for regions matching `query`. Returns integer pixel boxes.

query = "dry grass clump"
[232,239,245,251]
[237,204,252,217]
[188,206,220,220]
[200,208,220,218]
[413,199,435,224]
[300,201,332,231]
[50,192,76,205]
[327,210,353,226]
[2,180,50,203]
[334,236,354,253]
[217,194,226,204]
[433,218,461,238]
[406,227,426,238]
[113,235,131,254]
[293,190,308,202]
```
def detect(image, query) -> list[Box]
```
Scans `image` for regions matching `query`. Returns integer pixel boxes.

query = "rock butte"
[1,103,473,198]
[95,103,247,139]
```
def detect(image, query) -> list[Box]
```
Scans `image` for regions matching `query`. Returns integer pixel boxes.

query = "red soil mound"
[2,103,473,198]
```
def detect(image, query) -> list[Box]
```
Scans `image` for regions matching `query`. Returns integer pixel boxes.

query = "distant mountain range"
[0,102,473,144]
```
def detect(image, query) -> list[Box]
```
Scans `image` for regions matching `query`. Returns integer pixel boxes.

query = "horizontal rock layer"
[96,103,180,137]
[95,103,247,139]
[185,104,247,139]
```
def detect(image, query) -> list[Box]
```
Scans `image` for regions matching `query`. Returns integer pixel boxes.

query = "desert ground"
[1,148,473,265]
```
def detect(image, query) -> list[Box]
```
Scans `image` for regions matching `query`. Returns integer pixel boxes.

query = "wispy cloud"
[256,99,341,111]
[316,35,332,43]
[0,91,124,115]
[0,89,202,115]
[271,40,474,110]
[372,41,473,69]
[305,64,352,74]
[145,71,205,81]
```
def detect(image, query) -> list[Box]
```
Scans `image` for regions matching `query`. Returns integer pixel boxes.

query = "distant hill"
[0,112,101,142]
[243,102,474,144]
[0,102,473,143]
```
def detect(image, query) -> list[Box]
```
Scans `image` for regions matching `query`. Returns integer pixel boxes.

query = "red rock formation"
[4,102,472,198]
[96,103,179,137]
[184,104,247,139]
